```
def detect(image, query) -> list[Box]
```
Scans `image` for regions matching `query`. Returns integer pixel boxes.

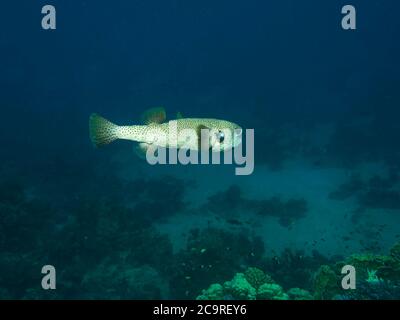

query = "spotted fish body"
[89,109,242,153]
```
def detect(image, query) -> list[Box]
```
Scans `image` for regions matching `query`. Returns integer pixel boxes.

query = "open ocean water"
[0,0,400,300]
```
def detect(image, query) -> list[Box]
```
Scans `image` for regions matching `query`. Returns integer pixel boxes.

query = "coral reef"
[204,185,308,227]
[169,228,265,299]
[223,273,257,300]
[81,263,168,299]
[329,171,400,213]
[328,174,365,200]
[196,267,311,300]
[334,280,400,300]
[286,288,314,300]
[261,248,334,291]
[337,252,400,283]
[244,267,273,290]
[359,189,400,210]
[254,197,308,228]
[312,265,340,300]
[0,178,175,299]
[257,283,288,300]
[390,242,400,261]
[197,241,400,300]
[205,185,245,215]
[1,174,400,300]
[196,284,225,300]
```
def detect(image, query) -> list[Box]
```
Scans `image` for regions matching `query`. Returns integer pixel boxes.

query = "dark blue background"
[1,1,399,163]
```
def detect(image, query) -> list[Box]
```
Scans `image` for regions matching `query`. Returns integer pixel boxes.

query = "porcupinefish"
[89,107,243,154]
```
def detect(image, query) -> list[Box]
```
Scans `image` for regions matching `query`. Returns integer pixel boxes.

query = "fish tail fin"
[89,113,119,147]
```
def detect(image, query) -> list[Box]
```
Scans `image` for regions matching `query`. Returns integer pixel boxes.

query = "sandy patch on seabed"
[117,151,400,257]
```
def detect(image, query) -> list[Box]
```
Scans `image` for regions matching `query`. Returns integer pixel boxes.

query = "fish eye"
[217,131,225,143]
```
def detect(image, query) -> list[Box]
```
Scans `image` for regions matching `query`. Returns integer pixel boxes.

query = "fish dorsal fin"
[176,111,184,119]
[196,125,211,151]
[141,107,166,125]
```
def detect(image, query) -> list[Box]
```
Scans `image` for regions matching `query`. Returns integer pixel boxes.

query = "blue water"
[1,1,400,299]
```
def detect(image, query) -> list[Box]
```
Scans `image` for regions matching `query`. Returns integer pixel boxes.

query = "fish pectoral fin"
[196,125,211,151]
[134,142,151,159]
[141,107,166,124]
